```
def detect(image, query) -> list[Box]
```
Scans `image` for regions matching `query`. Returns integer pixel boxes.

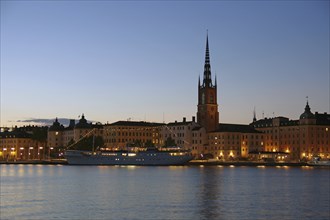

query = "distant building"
[47,114,103,156]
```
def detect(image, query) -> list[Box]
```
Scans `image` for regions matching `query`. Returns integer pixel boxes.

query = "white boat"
[64,148,193,165]
[307,157,330,166]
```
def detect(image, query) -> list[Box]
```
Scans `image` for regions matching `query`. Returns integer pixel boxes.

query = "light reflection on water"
[1,165,329,220]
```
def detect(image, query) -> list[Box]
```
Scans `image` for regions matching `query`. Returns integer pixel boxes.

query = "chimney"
[192,116,196,122]
[183,117,186,122]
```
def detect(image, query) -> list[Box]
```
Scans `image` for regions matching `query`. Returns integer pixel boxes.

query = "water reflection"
[1,165,329,220]
[196,167,223,220]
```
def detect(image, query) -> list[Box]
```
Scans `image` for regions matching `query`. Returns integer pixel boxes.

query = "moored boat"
[64,148,193,165]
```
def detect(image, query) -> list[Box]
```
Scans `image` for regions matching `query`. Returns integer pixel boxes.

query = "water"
[0,165,329,220]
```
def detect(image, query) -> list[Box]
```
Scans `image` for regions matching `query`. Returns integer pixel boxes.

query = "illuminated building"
[103,121,164,150]
[251,102,330,160]
[0,129,45,160]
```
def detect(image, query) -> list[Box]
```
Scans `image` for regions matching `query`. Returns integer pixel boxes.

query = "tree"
[164,137,176,147]
[144,140,155,148]
[131,140,143,147]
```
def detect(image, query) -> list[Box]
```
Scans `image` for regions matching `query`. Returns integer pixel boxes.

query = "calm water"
[0,165,329,220]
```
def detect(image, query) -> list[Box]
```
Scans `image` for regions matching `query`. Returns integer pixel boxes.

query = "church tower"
[197,34,219,132]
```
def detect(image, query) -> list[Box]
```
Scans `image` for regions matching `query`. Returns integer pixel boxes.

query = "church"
[160,34,264,160]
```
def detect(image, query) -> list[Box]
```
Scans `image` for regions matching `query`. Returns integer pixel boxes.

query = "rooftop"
[213,123,261,134]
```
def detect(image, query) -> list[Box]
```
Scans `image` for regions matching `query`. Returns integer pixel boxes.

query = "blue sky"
[1,1,329,127]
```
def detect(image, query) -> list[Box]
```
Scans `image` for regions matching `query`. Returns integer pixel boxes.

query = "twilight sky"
[1,1,329,127]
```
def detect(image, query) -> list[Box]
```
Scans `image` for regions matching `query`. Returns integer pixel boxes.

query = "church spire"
[205,33,210,65]
[203,32,212,88]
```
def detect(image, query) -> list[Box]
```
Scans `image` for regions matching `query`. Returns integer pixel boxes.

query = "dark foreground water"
[0,165,329,220]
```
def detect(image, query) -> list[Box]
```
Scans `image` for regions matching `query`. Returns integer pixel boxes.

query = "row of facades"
[46,105,330,162]
[2,104,328,162]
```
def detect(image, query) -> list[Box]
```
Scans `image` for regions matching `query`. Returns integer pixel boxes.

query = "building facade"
[251,102,330,161]
[0,127,47,161]
[159,117,199,151]
[47,114,103,156]
[103,121,164,150]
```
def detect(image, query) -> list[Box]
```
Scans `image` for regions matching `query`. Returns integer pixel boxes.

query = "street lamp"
[20,147,24,160]
[38,147,43,160]
[29,147,34,160]
[48,147,54,160]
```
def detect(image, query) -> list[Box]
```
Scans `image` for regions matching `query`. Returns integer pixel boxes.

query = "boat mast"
[92,134,95,153]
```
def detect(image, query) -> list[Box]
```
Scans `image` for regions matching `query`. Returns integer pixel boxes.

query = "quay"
[0,159,317,167]
[0,159,68,165]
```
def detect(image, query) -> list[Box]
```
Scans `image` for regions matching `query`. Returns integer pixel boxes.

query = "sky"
[1,0,329,127]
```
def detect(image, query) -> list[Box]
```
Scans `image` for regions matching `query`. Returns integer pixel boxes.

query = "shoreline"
[1,159,328,167]
[188,160,309,167]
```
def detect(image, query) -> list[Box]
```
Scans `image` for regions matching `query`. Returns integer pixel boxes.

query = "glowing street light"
[38,147,43,160]
[29,147,33,160]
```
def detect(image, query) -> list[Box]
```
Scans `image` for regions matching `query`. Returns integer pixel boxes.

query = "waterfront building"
[191,126,207,158]
[251,102,330,161]
[47,114,103,156]
[207,124,263,160]
[48,118,65,149]
[0,128,46,161]
[103,121,164,150]
[73,114,103,143]
[159,117,199,151]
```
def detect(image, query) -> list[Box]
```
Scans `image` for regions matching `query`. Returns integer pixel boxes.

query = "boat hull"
[307,161,330,166]
[64,150,193,166]
[307,157,330,166]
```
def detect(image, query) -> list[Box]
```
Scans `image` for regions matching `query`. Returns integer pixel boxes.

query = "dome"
[75,114,92,129]
[49,118,64,131]
[300,102,315,120]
